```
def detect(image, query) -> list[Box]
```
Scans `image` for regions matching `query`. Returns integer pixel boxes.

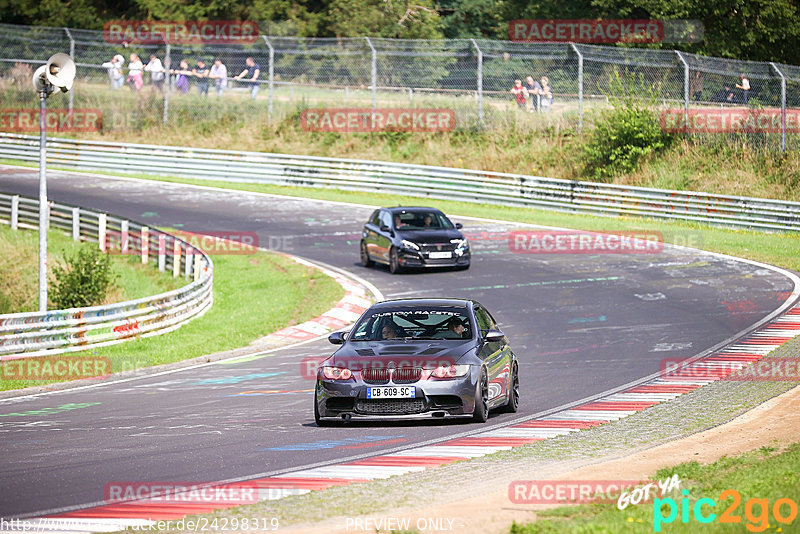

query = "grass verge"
[0,233,345,392]
[510,442,800,533]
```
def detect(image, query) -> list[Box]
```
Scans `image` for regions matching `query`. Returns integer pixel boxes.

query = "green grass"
[1,249,345,391]
[0,222,183,314]
[510,441,800,533]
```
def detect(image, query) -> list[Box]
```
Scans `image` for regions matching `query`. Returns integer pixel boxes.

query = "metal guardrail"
[0,191,214,359]
[0,133,798,232]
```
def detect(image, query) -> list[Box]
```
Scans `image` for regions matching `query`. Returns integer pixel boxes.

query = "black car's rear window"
[394,211,454,230]
[351,306,472,341]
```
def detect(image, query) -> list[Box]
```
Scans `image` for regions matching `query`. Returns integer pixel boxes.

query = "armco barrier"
[0,133,798,232]
[0,192,213,359]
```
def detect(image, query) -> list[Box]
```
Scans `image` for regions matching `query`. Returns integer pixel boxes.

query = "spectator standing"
[209,59,228,97]
[736,74,750,105]
[540,76,553,111]
[127,53,144,91]
[510,79,528,110]
[145,54,166,90]
[101,54,125,90]
[234,57,261,100]
[524,75,541,112]
[194,59,210,97]
[171,59,192,94]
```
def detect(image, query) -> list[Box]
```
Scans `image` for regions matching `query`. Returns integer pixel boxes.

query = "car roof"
[370,298,475,309]
[384,206,445,214]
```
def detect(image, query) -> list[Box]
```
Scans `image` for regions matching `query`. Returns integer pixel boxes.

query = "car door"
[474,306,508,402]
[375,210,394,262]
[363,209,381,259]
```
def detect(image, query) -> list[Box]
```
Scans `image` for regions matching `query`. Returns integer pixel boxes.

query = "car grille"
[393,367,422,383]
[356,399,425,414]
[421,243,457,253]
[362,368,389,384]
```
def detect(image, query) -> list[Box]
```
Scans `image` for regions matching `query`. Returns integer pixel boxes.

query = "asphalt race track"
[0,166,796,518]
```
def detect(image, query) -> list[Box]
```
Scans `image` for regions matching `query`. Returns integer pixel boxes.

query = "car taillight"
[322,366,353,380]
[429,364,469,379]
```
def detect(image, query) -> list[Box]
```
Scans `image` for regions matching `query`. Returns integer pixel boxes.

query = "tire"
[360,241,374,267]
[501,362,520,413]
[314,390,334,427]
[472,368,489,423]
[389,247,402,274]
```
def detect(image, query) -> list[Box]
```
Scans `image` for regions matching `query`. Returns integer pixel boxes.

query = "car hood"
[396,229,464,243]
[333,340,473,369]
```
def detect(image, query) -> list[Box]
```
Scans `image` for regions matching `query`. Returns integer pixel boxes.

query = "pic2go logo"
[654,489,798,532]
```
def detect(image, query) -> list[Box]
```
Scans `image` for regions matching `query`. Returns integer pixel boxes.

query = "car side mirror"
[380,224,390,232]
[328,332,346,344]
[483,329,504,343]
[455,223,463,229]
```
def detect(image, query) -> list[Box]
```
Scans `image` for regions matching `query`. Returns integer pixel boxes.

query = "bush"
[583,69,675,180]
[51,247,117,309]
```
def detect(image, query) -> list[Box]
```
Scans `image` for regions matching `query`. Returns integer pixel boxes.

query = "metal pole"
[163,43,171,124]
[471,39,483,129]
[675,51,690,133]
[64,28,75,116]
[262,36,275,118]
[38,90,48,312]
[365,37,377,110]
[770,62,787,152]
[570,43,583,132]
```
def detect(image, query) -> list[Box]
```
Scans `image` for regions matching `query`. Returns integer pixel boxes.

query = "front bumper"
[396,248,470,268]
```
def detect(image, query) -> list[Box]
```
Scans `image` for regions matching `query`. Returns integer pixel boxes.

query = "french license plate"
[429,251,452,259]
[367,386,416,399]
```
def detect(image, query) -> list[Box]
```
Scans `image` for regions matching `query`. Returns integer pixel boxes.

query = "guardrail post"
[158,234,166,271]
[71,207,79,241]
[98,213,107,252]
[163,43,171,125]
[770,62,787,152]
[141,226,149,264]
[194,256,201,281]
[172,239,181,277]
[570,43,584,132]
[471,39,483,129]
[365,37,377,111]
[121,220,129,255]
[10,195,19,230]
[64,28,75,116]
[675,51,690,133]
[185,247,194,278]
[263,36,274,119]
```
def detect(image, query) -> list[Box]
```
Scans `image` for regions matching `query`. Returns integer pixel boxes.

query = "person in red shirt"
[510,79,528,110]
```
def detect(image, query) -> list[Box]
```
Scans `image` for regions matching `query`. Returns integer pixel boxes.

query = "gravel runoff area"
[178,335,800,533]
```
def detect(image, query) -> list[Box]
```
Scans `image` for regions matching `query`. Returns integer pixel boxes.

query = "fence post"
[172,239,181,277]
[141,226,149,264]
[365,37,377,110]
[158,234,166,272]
[263,36,274,119]
[10,195,19,230]
[770,62,787,152]
[64,28,75,116]
[72,206,79,240]
[570,43,583,132]
[675,51,690,132]
[194,256,201,281]
[98,213,107,252]
[163,42,171,125]
[120,220,129,255]
[185,247,194,278]
[471,39,483,129]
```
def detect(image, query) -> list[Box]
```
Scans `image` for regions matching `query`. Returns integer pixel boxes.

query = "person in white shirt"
[127,53,144,91]
[736,75,751,105]
[209,59,228,97]
[101,54,125,90]
[145,55,166,90]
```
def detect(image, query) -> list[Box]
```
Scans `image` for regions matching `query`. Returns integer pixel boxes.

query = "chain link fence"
[0,22,798,150]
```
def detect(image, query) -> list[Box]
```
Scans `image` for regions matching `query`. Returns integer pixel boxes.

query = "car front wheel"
[502,362,520,413]
[473,368,489,423]
[389,247,403,274]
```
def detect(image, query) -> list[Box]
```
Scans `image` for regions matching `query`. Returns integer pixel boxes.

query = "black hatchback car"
[360,207,470,274]
[314,298,519,425]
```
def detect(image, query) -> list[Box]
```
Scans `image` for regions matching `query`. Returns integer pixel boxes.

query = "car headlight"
[322,366,353,380]
[451,239,469,256]
[400,239,420,251]
[429,364,470,379]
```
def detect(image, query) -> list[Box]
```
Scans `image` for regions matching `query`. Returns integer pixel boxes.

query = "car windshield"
[350,306,472,341]
[394,211,454,230]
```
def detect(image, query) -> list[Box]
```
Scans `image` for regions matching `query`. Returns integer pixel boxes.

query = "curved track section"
[0,167,796,519]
